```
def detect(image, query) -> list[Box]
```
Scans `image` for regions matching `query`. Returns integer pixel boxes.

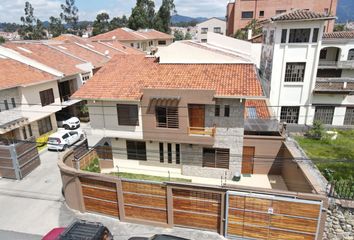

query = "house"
[73,54,267,179]
[90,27,174,52]
[196,18,226,42]
[226,0,338,36]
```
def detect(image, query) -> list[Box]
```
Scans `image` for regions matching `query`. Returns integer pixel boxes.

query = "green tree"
[184,31,192,40]
[60,0,79,34]
[173,30,184,41]
[19,2,46,40]
[233,29,246,40]
[334,24,346,32]
[49,16,64,38]
[128,0,155,30]
[92,12,110,36]
[0,36,5,44]
[110,15,128,30]
[154,0,175,33]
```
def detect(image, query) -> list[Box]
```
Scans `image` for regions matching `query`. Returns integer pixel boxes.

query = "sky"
[0,0,227,23]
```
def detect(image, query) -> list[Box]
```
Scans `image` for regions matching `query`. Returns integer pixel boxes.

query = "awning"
[147,97,180,114]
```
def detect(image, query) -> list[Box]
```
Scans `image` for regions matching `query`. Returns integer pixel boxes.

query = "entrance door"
[188,104,205,128]
[242,146,255,174]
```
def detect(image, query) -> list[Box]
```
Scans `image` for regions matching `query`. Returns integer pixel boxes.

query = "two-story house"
[197,18,226,42]
[73,54,266,179]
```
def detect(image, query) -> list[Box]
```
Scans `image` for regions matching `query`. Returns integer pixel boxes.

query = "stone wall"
[324,200,354,240]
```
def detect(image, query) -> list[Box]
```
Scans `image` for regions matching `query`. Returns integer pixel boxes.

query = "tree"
[334,24,346,32]
[49,16,65,37]
[92,12,110,36]
[154,0,175,33]
[60,0,79,34]
[19,2,46,40]
[110,15,128,30]
[233,29,246,40]
[173,30,184,41]
[184,31,192,40]
[128,0,155,30]
[0,36,5,44]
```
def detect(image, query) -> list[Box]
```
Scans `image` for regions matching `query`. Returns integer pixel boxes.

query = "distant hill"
[171,14,208,24]
[337,0,354,22]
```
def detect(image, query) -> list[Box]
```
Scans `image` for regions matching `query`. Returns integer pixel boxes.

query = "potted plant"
[79,104,90,122]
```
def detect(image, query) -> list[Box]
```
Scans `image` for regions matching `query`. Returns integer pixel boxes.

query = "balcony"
[188,126,216,137]
[318,60,354,69]
[314,77,354,94]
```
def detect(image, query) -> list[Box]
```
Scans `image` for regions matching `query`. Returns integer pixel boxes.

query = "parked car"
[47,129,85,151]
[56,114,80,130]
[128,234,190,240]
[42,220,113,240]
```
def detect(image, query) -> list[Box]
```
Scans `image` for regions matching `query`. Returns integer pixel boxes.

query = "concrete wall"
[197,18,226,42]
[0,88,20,112]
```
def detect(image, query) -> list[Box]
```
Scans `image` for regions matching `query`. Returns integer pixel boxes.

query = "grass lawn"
[110,172,191,183]
[295,129,354,181]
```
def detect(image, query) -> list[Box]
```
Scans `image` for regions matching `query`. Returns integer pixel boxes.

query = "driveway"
[0,133,225,240]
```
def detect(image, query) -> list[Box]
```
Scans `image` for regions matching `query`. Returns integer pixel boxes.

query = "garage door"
[225,191,323,240]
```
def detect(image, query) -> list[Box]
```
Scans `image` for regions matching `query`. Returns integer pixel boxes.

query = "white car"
[56,114,80,130]
[47,130,85,151]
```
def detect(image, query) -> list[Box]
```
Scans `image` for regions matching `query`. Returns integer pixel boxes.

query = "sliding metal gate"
[225,191,323,240]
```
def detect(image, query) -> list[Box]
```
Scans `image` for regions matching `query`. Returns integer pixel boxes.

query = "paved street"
[0,130,225,240]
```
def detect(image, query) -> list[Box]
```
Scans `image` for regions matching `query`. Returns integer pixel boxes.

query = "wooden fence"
[59,149,328,239]
[0,138,40,180]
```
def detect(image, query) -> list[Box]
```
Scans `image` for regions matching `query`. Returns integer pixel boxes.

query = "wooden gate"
[172,188,222,232]
[80,177,119,218]
[225,191,323,240]
[242,146,255,174]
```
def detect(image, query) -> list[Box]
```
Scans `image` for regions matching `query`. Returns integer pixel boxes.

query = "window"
[344,107,354,125]
[38,116,53,135]
[259,11,264,17]
[28,124,33,137]
[158,40,166,45]
[213,27,221,33]
[155,106,179,128]
[168,143,172,164]
[39,89,54,106]
[289,28,311,43]
[176,144,180,164]
[201,28,208,34]
[246,107,257,119]
[137,43,140,48]
[4,100,9,110]
[130,43,134,47]
[281,29,287,43]
[348,49,354,60]
[62,133,70,140]
[314,106,335,124]
[117,104,139,126]
[224,105,230,117]
[276,10,286,15]
[11,98,16,108]
[201,39,207,43]
[159,143,164,163]
[324,8,329,15]
[280,106,300,123]
[126,141,146,160]
[215,105,220,117]
[269,30,274,44]
[320,49,327,59]
[285,63,306,82]
[202,148,229,169]
[312,28,319,43]
[22,127,27,139]
[241,11,253,19]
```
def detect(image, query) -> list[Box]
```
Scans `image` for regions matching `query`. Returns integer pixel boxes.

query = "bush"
[84,157,100,173]
[307,120,324,139]
[36,131,54,147]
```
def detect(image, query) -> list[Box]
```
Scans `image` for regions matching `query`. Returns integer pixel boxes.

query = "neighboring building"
[90,28,174,52]
[170,26,198,40]
[73,54,267,179]
[0,31,20,41]
[226,0,338,36]
[196,18,226,42]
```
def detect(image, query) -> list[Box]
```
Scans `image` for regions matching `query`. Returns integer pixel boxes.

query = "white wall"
[197,18,226,42]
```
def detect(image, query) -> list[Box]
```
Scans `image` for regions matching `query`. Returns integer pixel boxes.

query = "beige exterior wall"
[226,0,337,35]
[120,39,173,52]
[197,18,226,42]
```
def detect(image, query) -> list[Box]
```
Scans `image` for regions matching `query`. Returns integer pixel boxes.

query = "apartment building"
[73,54,267,179]
[226,0,338,36]
[90,27,174,52]
[196,18,226,42]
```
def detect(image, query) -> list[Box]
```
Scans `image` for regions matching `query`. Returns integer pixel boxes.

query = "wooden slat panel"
[271,215,318,233]
[122,181,166,196]
[172,189,221,203]
[228,195,245,209]
[173,197,220,214]
[227,223,244,236]
[245,197,272,212]
[244,211,270,227]
[272,200,320,218]
[125,205,167,223]
[269,229,315,240]
[0,148,11,157]
[0,168,16,179]
[243,225,269,239]
[82,186,118,202]
[20,158,40,178]
[0,159,14,168]
[174,211,220,231]
[124,193,167,209]
[228,209,244,223]
[83,197,119,217]
[80,177,116,191]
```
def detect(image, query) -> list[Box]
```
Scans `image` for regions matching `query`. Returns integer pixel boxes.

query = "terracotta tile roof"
[0,58,55,90]
[271,9,335,22]
[73,55,264,101]
[245,100,270,119]
[323,31,354,39]
[3,42,85,76]
[52,34,88,44]
[91,28,173,42]
[97,41,145,55]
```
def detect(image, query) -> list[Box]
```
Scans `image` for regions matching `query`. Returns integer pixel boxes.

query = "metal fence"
[327,180,354,200]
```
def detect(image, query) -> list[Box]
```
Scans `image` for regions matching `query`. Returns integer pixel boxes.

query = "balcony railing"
[314,77,354,93]
[318,60,354,69]
[188,126,216,137]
